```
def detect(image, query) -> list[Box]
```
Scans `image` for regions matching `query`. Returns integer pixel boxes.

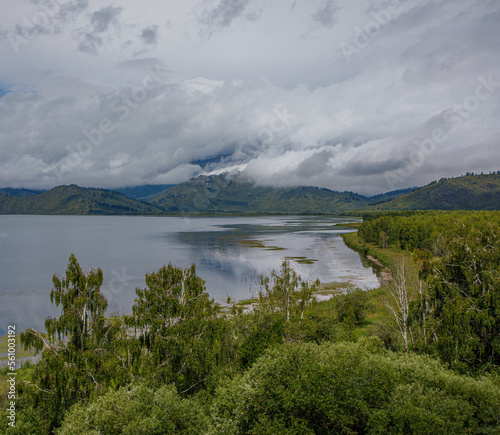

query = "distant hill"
[367,173,500,211]
[0,185,164,215]
[0,187,45,197]
[367,187,418,204]
[151,174,370,214]
[113,184,175,201]
[2,173,500,216]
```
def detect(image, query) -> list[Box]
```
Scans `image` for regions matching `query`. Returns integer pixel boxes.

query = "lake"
[0,215,379,333]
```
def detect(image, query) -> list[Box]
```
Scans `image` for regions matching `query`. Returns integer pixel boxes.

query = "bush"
[335,289,372,328]
[209,339,500,434]
[56,383,208,435]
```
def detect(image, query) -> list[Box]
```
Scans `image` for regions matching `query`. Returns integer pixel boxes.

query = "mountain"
[0,185,164,215]
[113,184,175,201]
[151,174,370,214]
[0,187,45,197]
[367,173,500,211]
[2,173,499,216]
[367,187,418,204]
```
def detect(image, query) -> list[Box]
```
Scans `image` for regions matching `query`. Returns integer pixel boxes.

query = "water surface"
[0,215,378,333]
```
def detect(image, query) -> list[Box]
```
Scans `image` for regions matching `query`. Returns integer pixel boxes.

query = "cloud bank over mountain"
[1,0,499,195]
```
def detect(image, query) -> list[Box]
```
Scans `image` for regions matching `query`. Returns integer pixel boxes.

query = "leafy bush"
[56,383,208,435]
[209,339,500,434]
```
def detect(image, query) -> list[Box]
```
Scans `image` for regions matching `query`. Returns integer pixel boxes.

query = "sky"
[0,0,499,195]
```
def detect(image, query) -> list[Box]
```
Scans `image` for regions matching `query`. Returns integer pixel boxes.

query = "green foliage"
[359,210,500,254]
[367,172,500,211]
[257,260,319,322]
[47,253,107,352]
[125,263,215,346]
[209,339,500,434]
[335,288,372,329]
[56,383,208,434]
[236,312,286,369]
[14,255,128,432]
[124,263,236,394]
[414,219,500,373]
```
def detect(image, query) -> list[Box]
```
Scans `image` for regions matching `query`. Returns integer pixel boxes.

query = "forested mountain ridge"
[367,173,500,211]
[0,187,45,197]
[151,173,371,214]
[1,173,500,215]
[0,185,163,215]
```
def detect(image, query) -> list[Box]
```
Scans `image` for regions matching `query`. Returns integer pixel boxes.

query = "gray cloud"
[90,5,122,33]
[312,0,337,27]
[198,0,262,37]
[0,0,500,195]
[140,25,158,44]
[201,0,250,27]
[74,5,123,54]
[296,149,333,178]
[0,0,89,42]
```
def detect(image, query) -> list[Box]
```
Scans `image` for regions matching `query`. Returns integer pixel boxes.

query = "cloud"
[89,5,123,33]
[312,0,337,27]
[75,5,123,54]
[0,0,89,45]
[198,0,262,37]
[296,149,333,178]
[0,0,499,195]
[140,25,158,44]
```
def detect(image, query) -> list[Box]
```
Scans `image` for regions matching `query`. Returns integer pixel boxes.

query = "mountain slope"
[0,185,164,215]
[152,174,370,214]
[368,173,500,211]
[114,184,175,201]
[0,187,45,197]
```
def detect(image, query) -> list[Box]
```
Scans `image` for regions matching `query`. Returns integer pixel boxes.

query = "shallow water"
[0,215,379,333]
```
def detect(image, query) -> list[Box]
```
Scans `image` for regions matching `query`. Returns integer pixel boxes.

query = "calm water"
[0,215,378,333]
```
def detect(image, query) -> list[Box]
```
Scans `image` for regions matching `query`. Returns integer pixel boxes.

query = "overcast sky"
[0,0,499,195]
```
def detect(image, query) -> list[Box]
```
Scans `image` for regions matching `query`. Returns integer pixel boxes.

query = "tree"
[209,340,500,434]
[18,254,114,431]
[22,254,108,354]
[335,288,371,330]
[384,258,415,354]
[257,260,319,322]
[125,263,216,347]
[421,220,500,372]
[125,263,227,393]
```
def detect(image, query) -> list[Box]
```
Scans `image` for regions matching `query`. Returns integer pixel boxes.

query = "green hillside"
[152,174,370,214]
[0,185,164,215]
[114,184,174,201]
[0,187,45,197]
[368,173,500,211]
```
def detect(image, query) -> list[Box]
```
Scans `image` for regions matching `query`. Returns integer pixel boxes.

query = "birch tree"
[384,258,415,353]
[258,260,319,322]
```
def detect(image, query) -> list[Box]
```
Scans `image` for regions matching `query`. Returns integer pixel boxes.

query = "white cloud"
[0,0,499,195]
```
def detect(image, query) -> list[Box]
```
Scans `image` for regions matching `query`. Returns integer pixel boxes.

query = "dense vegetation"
[366,173,500,211]
[2,210,500,433]
[358,210,500,373]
